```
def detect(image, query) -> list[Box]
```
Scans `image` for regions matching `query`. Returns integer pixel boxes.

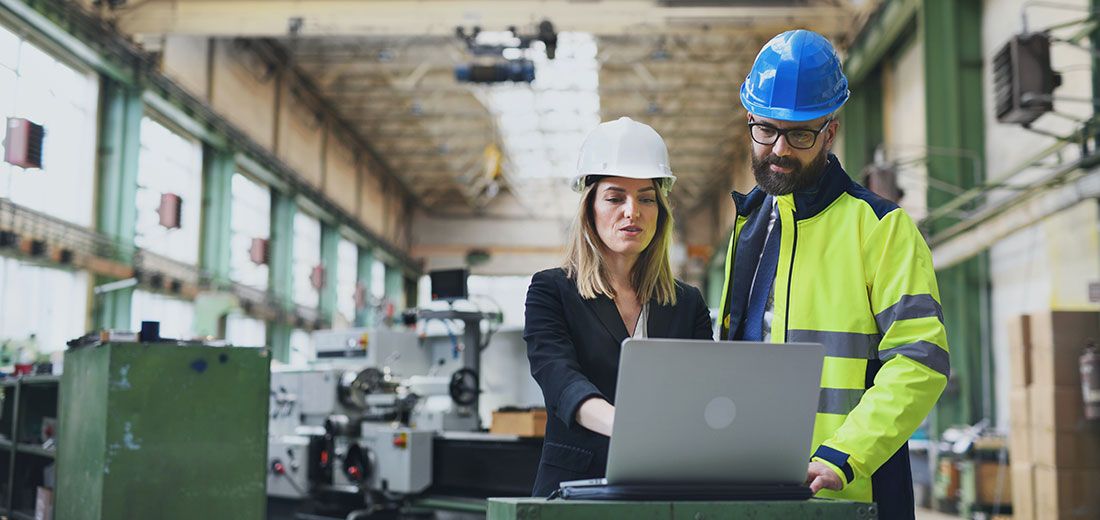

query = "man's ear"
[824,119,840,150]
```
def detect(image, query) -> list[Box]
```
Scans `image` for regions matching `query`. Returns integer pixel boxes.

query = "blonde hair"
[562,179,677,305]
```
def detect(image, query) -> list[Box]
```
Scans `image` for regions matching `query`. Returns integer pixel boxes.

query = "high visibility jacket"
[719,155,948,512]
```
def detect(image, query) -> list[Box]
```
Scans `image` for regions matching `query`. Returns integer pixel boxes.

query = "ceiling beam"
[115,1,853,39]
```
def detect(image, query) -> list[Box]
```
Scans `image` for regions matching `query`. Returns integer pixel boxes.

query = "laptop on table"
[557,339,825,500]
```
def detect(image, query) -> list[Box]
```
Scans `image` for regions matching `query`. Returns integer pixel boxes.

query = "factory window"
[0,25,98,227]
[289,328,313,366]
[229,172,270,290]
[131,289,196,341]
[371,259,386,301]
[0,257,87,354]
[225,313,266,348]
[292,211,321,309]
[134,117,203,265]
[335,238,358,326]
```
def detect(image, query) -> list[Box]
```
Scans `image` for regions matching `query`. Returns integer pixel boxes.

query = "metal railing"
[0,197,330,330]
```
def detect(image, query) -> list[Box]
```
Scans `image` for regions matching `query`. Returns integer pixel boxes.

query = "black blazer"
[524,267,714,496]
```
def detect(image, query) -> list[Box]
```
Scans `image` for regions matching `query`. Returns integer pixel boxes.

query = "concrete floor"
[916,508,962,520]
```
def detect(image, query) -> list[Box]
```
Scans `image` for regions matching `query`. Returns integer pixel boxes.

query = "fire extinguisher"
[1081,341,1100,420]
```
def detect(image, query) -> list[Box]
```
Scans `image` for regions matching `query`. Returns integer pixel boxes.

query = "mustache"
[763,155,800,169]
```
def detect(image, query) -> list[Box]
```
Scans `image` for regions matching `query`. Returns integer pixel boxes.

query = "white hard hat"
[571,117,676,194]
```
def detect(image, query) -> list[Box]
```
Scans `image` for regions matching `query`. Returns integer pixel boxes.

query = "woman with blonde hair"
[524,117,713,496]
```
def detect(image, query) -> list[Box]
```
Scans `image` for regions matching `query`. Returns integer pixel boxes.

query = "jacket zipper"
[783,210,797,343]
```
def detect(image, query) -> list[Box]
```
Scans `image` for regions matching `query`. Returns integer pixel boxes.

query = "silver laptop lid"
[606,339,824,485]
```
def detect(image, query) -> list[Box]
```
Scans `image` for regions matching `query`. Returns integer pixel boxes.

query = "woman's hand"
[576,397,616,437]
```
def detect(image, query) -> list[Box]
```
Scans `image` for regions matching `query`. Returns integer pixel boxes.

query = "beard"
[751,148,829,195]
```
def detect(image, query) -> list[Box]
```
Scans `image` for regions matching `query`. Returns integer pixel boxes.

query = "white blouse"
[632,302,649,339]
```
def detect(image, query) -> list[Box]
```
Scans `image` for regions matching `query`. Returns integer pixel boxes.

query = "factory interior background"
[0,0,1096,519]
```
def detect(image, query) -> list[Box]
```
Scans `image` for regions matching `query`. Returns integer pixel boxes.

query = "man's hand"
[805,462,843,494]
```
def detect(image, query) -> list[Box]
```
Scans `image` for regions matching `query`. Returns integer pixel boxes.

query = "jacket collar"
[584,295,630,346]
[730,154,852,221]
[583,292,675,345]
[648,298,673,338]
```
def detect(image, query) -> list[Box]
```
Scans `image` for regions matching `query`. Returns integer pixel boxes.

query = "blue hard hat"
[740,30,849,122]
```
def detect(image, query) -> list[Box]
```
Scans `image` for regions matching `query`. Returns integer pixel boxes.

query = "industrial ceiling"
[110,0,877,219]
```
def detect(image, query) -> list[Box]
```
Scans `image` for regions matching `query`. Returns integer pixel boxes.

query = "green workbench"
[488,497,878,520]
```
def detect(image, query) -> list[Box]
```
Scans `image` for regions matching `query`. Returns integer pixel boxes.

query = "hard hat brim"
[740,85,850,122]
[571,173,676,194]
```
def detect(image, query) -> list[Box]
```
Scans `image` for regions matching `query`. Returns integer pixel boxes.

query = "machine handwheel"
[339,367,385,410]
[449,368,479,406]
[353,367,385,394]
[343,444,372,484]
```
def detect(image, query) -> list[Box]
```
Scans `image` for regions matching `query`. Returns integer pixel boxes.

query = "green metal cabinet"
[56,343,270,520]
[488,497,878,520]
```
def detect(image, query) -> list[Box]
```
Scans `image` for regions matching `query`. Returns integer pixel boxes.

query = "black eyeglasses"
[747,119,833,150]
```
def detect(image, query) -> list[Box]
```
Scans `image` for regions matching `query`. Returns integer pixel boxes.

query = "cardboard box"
[938,458,960,500]
[1011,388,1031,427]
[1034,465,1100,519]
[35,486,52,520]
[976,460,1013,505]
[1011,464,1035,520]
[1031,427,1100,469]
[490,408,546,437]
[1029,311,1099,388]
[1009,314,1033,388]
[1010,425,1032,465]
[1030,385,1086,431]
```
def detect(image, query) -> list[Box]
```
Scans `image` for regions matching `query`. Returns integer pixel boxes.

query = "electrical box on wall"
[249,238,269,265]
[4,118,45,169]
[158,193,182,229]
[354,282,367,310]
[310,265,326,290]
[993,33,1060,125]
[862,163,904,204]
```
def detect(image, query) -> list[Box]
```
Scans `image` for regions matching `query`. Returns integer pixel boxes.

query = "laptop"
[559,339,824,493]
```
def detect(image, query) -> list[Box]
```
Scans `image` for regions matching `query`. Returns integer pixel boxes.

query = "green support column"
[842,85,867,172]
[268,191,296,362]
[355,247,375,327]
[384,264,405,310]
[404,274,419,310]
[923,0,990,432]
[840,72,884,178]
[93,79,143,330]
[318,224,340,324]
[841,0,916,176]
[199,146,234,287]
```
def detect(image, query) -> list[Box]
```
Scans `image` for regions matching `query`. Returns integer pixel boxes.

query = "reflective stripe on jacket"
[719,154,948,506]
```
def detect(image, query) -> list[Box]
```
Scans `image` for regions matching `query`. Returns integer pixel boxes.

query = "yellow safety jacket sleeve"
[816,209,949,484]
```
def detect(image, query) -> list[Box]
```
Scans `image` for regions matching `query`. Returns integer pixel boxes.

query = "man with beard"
[718,30,947,520]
